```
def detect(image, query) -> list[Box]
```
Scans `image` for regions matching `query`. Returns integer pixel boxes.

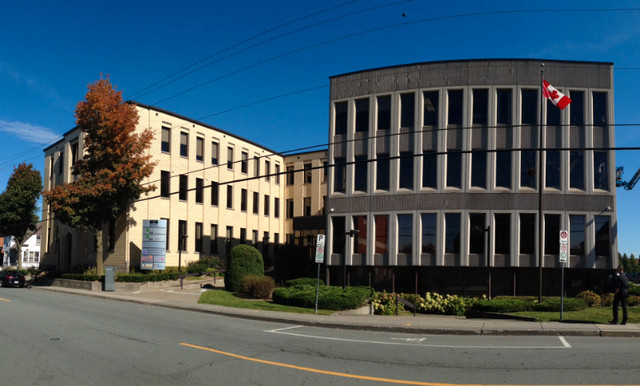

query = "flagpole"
[538,63,545,303]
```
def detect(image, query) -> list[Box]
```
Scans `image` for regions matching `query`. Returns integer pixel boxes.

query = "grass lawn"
[198,288,333,315]
[510,306,640,323]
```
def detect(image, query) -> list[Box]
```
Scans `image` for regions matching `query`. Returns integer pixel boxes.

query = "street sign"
[559,229,568,263]
[315,234,326,263]
[142,219,167,270]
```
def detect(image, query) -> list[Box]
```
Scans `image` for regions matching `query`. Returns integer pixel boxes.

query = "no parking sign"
[559,230,568,263]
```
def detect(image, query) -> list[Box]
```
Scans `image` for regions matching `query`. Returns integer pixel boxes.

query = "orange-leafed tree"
[43,76,155,274]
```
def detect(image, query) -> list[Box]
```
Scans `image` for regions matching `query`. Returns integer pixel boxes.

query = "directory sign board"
[141,219,167,270]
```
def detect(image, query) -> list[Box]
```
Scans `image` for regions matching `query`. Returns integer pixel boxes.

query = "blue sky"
[2,1,640,255]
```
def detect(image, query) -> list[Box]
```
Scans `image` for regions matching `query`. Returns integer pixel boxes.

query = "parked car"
[0,270,25,288]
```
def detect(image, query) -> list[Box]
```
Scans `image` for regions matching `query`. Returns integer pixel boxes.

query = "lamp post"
[178,234,188,274]
[472,225,491,298]
[344,229,360,289]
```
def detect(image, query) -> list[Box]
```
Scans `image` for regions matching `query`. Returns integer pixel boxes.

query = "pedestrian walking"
[610,266,629,325]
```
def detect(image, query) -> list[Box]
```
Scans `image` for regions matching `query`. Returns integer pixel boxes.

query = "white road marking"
[264,325,570,349]
[558,336,572,348]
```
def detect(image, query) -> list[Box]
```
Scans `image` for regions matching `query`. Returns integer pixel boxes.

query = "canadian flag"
[543,80,571,110]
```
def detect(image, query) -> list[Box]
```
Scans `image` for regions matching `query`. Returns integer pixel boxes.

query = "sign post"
[559,230,568,320]
[314,234,326,314]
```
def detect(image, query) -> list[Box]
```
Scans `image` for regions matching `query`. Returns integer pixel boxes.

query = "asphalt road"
[1,287,638,386]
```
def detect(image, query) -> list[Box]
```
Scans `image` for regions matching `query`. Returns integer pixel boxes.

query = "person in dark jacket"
[610,265,629,325]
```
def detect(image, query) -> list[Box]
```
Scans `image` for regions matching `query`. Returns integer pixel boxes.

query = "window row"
[171,220,279,255]
[330,212,611,259]
[161,127,280,182]
[332,149,610,194]
[333,88,608,134]
[285,162,328,186]
[160,171,280,217]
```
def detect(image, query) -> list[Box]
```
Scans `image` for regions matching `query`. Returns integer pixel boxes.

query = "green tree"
[0,163,42,269]
[43,76,155,274]
[620,253,629,272]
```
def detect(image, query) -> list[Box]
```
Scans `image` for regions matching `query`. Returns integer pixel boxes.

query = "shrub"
[471,298,531,313]
[241,275,276,299]
[576,290,601,307]
[370,291,396,315]
[629,283,640,296]
[273,285,373,311]
[285,277,322,287]
[186,255,222,274]
[628,295,640,306]
[533,297,587,312]
[417,292,469,316]
[115,272,179,282]
[225,245,264,292]
[61,273,101,281]
[601,293,614,306]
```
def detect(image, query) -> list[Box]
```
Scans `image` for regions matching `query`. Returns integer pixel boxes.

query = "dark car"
[0,270,25,288]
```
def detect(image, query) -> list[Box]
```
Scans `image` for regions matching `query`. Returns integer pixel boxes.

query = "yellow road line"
[0,297,11,302]
[180,342,482,385]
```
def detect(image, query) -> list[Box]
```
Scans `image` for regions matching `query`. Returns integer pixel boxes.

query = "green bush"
[186,255,222,274]
[225,245,264,292]
[417,292,469,316]
[629,283,640,296]
[273,285,373,311]
[471,298,531,313]
[576,290,601,307]
[285,277,323,287]
[115,272,179,282]
[370,291,397,315]
[533,297,587,312]
[601,293,614,306]
[241,275,276,299]
[61,273,101,281]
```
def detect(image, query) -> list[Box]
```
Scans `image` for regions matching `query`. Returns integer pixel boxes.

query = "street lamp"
[472,225,491,298]
[344,229,360,289]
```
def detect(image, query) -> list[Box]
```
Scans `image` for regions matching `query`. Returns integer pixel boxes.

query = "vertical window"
[265,160,270,181]
[179,174,188,201]
[264,195,270,216]
[421,213,436,254]
[469,213,486,254]
[286,166,294,185]
[570,91,584,126]
[332,217,345,254]
[195,178,203,203]
[304,163,312,184]
[397,214,413,254]
[226,185,233,209]
[569,215,585,256]
[240,228,246,244]
[226,226,233,245]
[594,216,610,256]
[196,137,204,162]
[162,218,170,251]
[211,182,219,206]
[423,91,439,126]
[227,147,234,170]
[544,214,560,255]
[162,126,171,153]
[494,214,510,254]
[241,152,248,174]
[520,150,537,189]
[545,150,561,189]
[472,89,488,125]
[496,89,512,125]
[496,150,512,189]
[263,231,269,256]
[594,152,609,190]
[58,151,64,174]
[446,151,462,188]
[399,152,414,190]
[570,151,585,190]
[304,197,311,216]
[521,89,538,125]
[253,192,259,214]
[471,151,487,189]
[274,198,280,218]
[275,164,280,184]
[471,89,488,189]
[376,153,390,191]
[286,199,294,218]
[334,101,348,135]
[377,95,391,131]
[252,230,258,246]
[178,220,187,252]
[355,98,369,132]
[519,213,536,254]
[254,156,260,177]
[422,151,437,189]
[400,93,415,128]
[180,132,188,157]
[354,156,368,192]
[334,157,346,193]
[447,90,463,125]
[210,224,218,253]
[71,141,79,166]
[323,161,328,182]
[593,92,608,126]
[352,215,367,254]
[374,215,389,254]
[445,213,460,254]
[195,222,203,253]
[240,189,247,212]
[161,171,170,197]
[211,142,219,165]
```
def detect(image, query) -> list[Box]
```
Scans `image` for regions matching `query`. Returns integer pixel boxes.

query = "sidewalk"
[30,280,640,337]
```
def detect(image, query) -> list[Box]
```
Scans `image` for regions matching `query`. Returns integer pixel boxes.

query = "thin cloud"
[0,119,60,145]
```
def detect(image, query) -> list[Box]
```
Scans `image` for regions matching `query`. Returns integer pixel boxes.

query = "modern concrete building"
[325,59,616,296]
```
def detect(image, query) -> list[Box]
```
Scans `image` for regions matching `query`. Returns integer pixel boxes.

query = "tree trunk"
[16,239,23,271]
[93,226,104,275]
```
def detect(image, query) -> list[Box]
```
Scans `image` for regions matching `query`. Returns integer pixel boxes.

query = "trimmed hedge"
[284,277,323,287]
[272,285,374,311]
[116,272,179,282]
[241,275,276,299]
[470,296,587,313]
[61,273,101,281]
